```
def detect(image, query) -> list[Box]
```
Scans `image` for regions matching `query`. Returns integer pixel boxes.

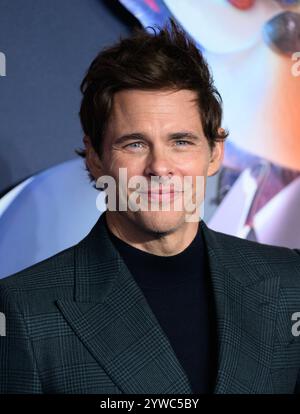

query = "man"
[1,19,300,394]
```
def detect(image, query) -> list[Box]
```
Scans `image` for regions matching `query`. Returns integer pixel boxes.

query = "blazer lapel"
[201,221,280,394]
[56,212,192,394]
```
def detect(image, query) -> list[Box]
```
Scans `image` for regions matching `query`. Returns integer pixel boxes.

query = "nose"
[263,11,300,55]
[144,147,175,179]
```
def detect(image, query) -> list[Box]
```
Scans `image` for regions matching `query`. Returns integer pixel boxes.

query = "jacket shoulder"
[211,227,300,261]
[207,228,300,288]
[0,244,76,291]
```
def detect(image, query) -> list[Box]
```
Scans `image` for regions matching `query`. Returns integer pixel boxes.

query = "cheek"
[108,158,143,183]
[179,158,210,197]
[180,156,210,177]
[103,151,129,176]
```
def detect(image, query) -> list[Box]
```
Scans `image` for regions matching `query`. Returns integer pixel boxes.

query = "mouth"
[139,190,183,201]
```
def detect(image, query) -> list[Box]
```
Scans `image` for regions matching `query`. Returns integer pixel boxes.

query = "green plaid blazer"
[1,212,300,394]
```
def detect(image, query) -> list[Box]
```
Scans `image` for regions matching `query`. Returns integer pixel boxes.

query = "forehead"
[107,89,203,131]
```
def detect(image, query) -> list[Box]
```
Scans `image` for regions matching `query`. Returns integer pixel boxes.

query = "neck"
[104,211,200,256]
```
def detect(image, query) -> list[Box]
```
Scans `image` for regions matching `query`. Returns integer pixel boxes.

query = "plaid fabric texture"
[1,212,300,394]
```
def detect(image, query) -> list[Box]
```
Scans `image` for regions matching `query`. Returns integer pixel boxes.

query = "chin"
[133,210,187,236]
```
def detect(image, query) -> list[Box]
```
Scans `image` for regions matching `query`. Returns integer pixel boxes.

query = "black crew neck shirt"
[104,216,218,394]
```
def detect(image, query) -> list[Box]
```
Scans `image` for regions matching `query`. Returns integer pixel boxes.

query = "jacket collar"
[56,212,280,394]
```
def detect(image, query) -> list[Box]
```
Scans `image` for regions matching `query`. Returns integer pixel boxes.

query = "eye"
[175,140,192,146]
[125,141,145,150]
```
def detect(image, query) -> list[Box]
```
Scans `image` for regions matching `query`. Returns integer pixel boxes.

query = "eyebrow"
[113,132,201,145]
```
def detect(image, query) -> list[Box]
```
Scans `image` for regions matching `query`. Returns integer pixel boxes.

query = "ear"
[83,135,103,180]
[207,138,225,177]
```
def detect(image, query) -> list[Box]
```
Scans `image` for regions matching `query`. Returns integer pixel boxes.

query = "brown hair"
[76,18,228,186]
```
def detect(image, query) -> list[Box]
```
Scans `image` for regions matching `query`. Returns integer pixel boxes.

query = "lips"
[140,186,182,194]
[139,189,182,195]
[147,190,176,195]
[137,183,184,198]
[139,190,183,202]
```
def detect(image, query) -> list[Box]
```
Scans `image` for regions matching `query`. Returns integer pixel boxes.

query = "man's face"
[86,88,224,235]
